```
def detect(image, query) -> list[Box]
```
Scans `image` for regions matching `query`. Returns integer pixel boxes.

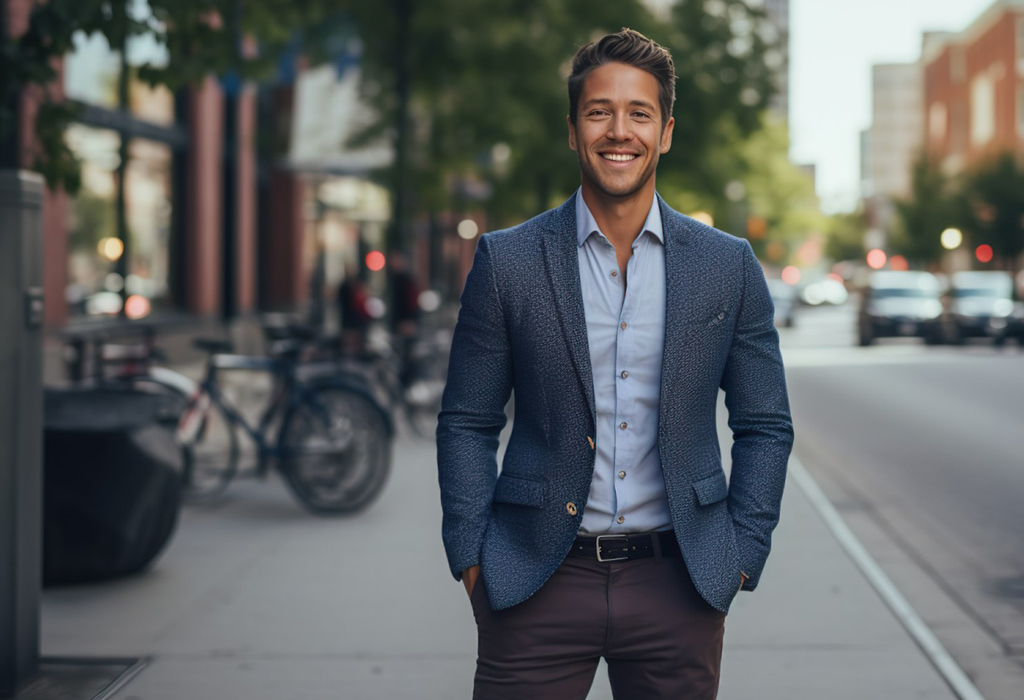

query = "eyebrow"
[582,98,658,112]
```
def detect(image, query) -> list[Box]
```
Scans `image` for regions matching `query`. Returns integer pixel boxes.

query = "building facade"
[923,0,1024,173]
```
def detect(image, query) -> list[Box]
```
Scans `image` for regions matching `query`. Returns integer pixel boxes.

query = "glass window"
[64,125,174,319]
[65,125,121,317]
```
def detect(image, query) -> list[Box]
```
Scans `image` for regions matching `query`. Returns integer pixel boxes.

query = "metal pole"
[0,170,45,698]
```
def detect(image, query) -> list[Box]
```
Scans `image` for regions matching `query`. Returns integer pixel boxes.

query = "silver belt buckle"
[596,534,630,562]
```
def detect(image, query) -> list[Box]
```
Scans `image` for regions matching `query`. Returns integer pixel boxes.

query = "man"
[437,28,793,699]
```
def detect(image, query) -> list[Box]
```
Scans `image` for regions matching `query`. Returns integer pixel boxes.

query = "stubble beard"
[578,150,659,200]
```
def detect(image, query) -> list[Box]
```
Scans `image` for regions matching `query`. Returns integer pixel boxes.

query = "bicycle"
[339,328,450,438]
[177,336,394,515]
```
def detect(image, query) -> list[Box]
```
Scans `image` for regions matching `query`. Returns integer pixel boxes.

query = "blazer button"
[566,502,578,516]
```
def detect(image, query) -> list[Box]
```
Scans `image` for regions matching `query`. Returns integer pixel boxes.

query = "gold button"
[618,471,626,479]
[617,515,625,524]
[620,321,627,330]
[566,502,577,516]
[620,370,628,379]
[587,436,595,449]
[619,422,627,430]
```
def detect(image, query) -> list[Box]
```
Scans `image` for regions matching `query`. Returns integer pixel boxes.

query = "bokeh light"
[124,294,151,319]
[457,219,479,240]
[97,237,124,261]
[940,227,962,250]
[365,250,386,271]
[781,265,801,285]
[975,244,993,263]
[689,211,714,226]
[866,249,887,269]
[889,255,909,271]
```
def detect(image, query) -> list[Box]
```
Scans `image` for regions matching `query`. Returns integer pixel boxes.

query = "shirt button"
[566,502,577,516]
[618,471,626,479]
[619,422,627,430]
[620,321,627,330]
[620,370,628,379]
[617,515,625,524]
[610,270,618,277]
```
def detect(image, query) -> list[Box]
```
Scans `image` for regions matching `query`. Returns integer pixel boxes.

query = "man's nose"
[606,113,633,141]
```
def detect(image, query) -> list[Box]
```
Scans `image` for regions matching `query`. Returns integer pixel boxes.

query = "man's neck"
[579,179,656,249]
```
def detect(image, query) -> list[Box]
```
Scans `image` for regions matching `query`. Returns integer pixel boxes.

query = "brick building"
[923,0,1024,173]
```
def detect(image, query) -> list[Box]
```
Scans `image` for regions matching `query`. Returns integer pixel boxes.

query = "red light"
[889,255,909,271]
[781,266,801,285]
[866,249,887,270]
[365,251,386,271]
[975,244,993,263]
[124,294,151,319]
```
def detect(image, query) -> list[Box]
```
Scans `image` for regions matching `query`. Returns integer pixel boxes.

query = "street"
[783,298,1024,696]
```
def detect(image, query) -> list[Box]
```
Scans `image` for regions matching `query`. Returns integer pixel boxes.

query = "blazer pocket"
[692,471,729,506]
[492,472,546,508]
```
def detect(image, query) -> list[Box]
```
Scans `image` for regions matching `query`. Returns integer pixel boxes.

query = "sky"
[789,0,995,213]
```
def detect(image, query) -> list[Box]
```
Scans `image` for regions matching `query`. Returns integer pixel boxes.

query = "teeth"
[602,153,637,162]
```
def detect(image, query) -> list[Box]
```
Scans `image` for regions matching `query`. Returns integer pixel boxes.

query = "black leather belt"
[569,530,680,562]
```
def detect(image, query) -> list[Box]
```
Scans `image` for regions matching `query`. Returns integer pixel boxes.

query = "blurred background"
[1,0,1023,699]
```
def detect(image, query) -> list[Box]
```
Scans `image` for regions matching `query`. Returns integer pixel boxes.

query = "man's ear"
[660,116,675,154]
[567,114,577,152]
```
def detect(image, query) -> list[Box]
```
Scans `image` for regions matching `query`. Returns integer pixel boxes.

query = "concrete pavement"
[39,403,966,699]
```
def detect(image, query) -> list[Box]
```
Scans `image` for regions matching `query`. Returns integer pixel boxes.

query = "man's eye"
[588,110,608,116]
[633,112,651,119]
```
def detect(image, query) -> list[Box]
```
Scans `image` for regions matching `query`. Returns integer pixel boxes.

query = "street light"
[940,227,962,250]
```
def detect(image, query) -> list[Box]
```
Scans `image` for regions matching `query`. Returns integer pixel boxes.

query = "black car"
[857,271,944,346]
[940,271,1015,345]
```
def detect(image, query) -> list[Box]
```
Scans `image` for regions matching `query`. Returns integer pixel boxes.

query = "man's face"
[568,62,674,199]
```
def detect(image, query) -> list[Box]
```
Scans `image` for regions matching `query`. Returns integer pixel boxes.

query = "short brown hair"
[567,28,676,129]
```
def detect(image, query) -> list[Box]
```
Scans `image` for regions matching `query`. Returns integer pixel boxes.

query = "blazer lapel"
[541,192,596,423]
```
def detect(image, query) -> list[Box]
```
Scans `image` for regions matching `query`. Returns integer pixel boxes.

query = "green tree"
[965,152,1024,274]
[892,155,968,266]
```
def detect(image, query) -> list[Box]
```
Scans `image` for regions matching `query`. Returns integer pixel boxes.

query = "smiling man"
[437,28,794,700]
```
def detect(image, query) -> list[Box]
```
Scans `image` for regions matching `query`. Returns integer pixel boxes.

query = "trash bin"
[43,387,183,585]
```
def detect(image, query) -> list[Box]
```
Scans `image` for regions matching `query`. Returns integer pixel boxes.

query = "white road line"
[789,454,987,700]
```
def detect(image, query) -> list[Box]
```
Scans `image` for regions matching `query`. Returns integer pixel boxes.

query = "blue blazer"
[436,192,794,613]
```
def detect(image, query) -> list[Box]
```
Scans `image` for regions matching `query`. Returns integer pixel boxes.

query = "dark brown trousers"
[469,548,726,699]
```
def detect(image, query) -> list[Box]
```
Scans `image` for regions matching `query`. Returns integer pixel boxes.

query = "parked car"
[767,278,798,328]
[940,271,1015,345]
[1006,301,1024,345]
[857,271,944,346]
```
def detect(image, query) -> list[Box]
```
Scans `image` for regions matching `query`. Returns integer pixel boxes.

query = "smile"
[600,153,638,162]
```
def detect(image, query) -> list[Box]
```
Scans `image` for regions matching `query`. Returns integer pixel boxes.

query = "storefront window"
[64,126,174,318]
[65,124,120,317]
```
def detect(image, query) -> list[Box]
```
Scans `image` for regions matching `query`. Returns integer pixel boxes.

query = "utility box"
[0,170,44,698]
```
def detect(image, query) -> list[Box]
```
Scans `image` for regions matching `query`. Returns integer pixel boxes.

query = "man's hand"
[463,565,481,598]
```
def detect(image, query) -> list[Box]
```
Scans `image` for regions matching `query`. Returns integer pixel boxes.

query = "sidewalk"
[39,410,961,699]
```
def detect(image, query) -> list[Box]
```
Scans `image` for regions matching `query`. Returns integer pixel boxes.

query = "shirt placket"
[611,237,645,530]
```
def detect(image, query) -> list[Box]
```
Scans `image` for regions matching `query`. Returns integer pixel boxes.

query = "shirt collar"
[575,186,664,248]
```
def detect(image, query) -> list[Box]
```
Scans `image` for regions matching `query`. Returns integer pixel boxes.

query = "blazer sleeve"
[720,239,795,591]
[436,233,514,581]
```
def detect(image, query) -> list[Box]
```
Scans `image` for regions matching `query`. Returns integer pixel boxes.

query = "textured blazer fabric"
[436,191,794,614]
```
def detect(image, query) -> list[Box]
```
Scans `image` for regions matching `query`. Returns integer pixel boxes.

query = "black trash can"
[43,387,183,585]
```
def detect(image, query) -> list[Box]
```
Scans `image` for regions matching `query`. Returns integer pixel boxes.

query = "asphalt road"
[781,299,1024,670]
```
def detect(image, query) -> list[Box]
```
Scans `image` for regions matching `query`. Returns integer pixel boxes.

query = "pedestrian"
[436,28,794,699]
[387,249,422,385]
[337,261,371,358]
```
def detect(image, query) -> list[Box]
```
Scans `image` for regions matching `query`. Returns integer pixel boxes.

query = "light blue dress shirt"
[575,188,673,535]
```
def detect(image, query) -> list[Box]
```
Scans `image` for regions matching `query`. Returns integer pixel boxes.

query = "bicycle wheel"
[279,386,391,515]
[177,390,240,503]
[403,377,445,438]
